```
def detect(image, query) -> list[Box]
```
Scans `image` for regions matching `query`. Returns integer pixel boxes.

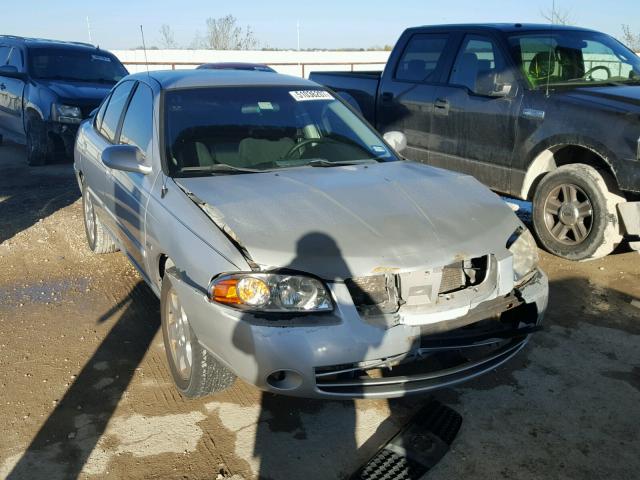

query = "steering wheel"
[583,65,611,81]
[284,138,334,159]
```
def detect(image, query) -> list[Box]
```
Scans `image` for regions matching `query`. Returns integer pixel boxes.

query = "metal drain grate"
[351,400,462,480]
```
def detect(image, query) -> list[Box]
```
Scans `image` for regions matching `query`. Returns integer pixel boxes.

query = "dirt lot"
[0,143,639,480]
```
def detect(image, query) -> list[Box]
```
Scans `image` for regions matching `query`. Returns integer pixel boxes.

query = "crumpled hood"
[177,161,519,280]
[40,80,113,105]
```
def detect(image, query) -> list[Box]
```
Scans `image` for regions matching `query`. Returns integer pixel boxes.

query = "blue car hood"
[41,80,113,105]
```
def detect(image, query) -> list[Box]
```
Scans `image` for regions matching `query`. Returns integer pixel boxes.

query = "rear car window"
[99,81,135,142]
[395,34,449,82]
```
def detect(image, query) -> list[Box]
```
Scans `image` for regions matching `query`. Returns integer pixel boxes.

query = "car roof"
[129,69,318,90]
[197,62,276,72]
[0,35,100,50]
[407,23,599,34]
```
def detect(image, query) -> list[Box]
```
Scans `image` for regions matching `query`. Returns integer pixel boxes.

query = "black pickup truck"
[311,24,640,261]
[0,35,128,165]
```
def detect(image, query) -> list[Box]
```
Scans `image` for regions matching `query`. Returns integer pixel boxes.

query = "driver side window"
[450,35,510,95]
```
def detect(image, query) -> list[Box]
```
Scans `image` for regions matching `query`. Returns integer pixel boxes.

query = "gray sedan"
[73,70,548,399]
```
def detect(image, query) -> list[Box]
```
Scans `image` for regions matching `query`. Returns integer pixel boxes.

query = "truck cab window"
[450,36,508,95]
[7,48,23,70]
[0,46,10,65]
[509,31,640,88]
[395,34,448,82]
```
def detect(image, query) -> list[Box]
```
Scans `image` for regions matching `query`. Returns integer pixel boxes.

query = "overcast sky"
[2,0,638,50]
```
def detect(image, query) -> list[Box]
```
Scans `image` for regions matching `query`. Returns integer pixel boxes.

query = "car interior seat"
[237,138,295,168]
[529,51,556,83]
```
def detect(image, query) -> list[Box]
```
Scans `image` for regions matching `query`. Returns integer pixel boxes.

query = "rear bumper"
[172,267,548,399]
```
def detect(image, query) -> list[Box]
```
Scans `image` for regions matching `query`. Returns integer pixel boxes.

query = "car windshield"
[508,31,640,88]
[28,48,128,83]
[164,86,399,177]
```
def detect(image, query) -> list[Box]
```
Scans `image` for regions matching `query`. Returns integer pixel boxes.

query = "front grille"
[346,256,490,315]
[345,274,399,315]
[439,262,466,294]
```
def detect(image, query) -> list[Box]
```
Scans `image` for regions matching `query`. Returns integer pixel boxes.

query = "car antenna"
[139,24,150,79]
[545,0,555,98]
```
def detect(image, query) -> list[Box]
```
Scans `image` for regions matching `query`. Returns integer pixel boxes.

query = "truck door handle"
[434,98,449,115]
[0,83,5,90]
[381,92,394,102]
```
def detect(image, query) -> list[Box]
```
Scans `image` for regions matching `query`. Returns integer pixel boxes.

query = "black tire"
[25,119,53,166]
[81,181,118,254]
[161,275,236,398]
[532,164,623,261]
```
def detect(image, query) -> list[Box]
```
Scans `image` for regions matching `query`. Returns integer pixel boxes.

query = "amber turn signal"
[212,278,241,304]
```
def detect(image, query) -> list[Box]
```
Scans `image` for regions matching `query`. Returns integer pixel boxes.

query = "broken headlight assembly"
[507,227,539,285]
[52,103,82,124]
[209,273,333,313]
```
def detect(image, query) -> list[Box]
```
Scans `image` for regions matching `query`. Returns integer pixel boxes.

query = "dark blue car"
[0,35,128,165]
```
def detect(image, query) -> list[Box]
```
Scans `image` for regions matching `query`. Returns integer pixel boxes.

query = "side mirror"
[0,65,26,80]
[383,131,407,154]
[101,145,151,174]
[490,83,513,97]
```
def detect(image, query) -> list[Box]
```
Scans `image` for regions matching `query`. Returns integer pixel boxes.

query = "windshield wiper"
[307,159,377,168]
[178,163,265,175]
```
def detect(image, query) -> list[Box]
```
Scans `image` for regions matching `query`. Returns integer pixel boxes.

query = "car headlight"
[209,272,333,313]
[507,227,539,284]
[52,104,82,124]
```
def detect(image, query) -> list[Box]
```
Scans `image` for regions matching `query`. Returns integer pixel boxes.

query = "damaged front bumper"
[46,121,80,158]
[170,263,548,399]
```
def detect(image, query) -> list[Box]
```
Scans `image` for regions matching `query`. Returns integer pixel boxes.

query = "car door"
[429,33,522,193]
[105,81,155,273]
[0,45,18,135]
[80,80,136,232]
[376,32,456,164]
[0,47,27,135]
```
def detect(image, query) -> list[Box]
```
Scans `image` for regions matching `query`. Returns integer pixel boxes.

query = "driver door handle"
[0,83,6,90]
[434,98,449,115]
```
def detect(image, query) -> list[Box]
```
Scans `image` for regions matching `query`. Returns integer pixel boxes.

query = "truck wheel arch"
[520,143,618,201]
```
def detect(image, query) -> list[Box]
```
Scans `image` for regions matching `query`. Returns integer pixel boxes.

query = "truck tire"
[161,275,236,398]
[25,118,54,166]
[532,164,623,261]
[82,182,118,254]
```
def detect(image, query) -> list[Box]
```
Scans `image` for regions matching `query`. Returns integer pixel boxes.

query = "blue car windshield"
[28,48,128,83]
[164,86,399,177]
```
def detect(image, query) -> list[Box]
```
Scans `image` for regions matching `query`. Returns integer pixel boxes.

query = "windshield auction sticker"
[289,90,334,102]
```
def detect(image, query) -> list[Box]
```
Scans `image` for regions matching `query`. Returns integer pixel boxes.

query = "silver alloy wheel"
[84,191,96,245]
[165,288,193,381]
[543,183,593,245]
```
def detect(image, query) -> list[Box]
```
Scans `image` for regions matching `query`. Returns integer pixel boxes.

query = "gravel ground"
[0,143,638,480]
